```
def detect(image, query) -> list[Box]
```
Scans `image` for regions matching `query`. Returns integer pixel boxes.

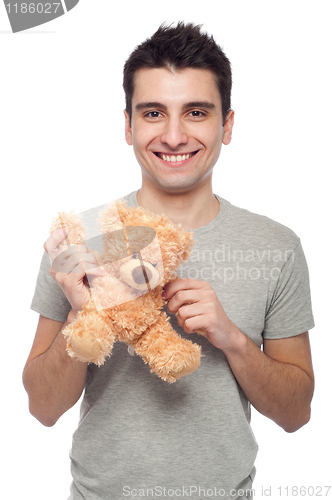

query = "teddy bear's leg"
[132,312,201,383]
[62,303,116,366]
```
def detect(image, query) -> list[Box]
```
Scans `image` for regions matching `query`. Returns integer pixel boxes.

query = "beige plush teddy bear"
[50,200,202,383]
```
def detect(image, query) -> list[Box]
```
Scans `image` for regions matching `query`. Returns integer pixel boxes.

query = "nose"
[160,116,188,150]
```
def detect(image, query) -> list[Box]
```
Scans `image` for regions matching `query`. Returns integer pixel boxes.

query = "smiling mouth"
[154,151,199,163]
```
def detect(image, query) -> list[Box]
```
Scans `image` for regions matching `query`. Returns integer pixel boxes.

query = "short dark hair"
[123,22,232,125]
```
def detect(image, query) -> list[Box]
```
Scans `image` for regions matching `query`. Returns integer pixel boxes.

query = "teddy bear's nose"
[132,266,153,285]
[120,258,160,291]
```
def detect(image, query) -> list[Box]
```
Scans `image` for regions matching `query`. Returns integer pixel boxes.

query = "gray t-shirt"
[31,191,314,500]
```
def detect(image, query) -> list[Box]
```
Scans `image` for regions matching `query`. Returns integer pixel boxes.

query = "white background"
[1,1,331,499]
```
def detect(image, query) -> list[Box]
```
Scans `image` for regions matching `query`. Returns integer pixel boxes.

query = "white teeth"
[161,153,191,162]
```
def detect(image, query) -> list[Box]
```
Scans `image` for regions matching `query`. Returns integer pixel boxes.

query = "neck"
[136,184,220,230]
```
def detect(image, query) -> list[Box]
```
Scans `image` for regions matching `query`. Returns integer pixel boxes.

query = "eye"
[145,111,162,119]
[188,110,206,118]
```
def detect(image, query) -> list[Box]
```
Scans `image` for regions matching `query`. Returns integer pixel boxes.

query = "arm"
[219,325,314,432]
[23,313,88,427]
[163,278,314,433]
[23,228,104,427]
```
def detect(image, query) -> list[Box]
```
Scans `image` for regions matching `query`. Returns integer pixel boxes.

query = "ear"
[124,109,133,146]
[222,109,235,146]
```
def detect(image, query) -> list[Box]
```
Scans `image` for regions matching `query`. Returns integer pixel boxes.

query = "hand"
[44,228,104,313]
[163,278,239,351]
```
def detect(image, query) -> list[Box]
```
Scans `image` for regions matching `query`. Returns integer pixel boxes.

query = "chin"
[154,171,203,190]
[157,180,201,194]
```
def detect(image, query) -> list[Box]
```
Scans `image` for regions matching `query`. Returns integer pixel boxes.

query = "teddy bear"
[50,199,202,383]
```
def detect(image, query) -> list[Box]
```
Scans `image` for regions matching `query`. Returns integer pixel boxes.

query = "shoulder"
[217,196,300,250]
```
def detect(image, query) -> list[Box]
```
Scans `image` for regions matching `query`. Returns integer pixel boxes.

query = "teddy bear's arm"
[62,299,116,366]
[132,311,201,383]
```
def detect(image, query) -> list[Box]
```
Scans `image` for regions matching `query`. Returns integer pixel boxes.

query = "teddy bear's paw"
[63,321,114,366]
[133,314,201,383]
[157,340,201,383]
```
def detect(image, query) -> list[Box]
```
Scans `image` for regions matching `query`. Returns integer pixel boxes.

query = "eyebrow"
[135,101,216,112]
[183,101,216,110]
[135,102,166,111]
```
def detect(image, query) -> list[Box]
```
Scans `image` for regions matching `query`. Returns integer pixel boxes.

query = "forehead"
[132,67,222,109]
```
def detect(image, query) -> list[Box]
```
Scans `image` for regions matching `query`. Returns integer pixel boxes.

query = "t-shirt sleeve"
[263,240,315,339]
[30,251,71,322]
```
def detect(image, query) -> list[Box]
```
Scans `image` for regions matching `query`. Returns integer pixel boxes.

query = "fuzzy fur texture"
[50,200,201,382]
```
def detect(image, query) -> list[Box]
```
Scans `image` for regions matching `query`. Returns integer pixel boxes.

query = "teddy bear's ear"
[158,222,195,264]
[50,211,86,245]
[98,202,124,234]
[179,228,195,262]
[152,223,194,285]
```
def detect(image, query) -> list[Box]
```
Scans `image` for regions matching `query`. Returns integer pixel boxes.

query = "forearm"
[163,277,314,432]
[223,324,314,432]
[23,313,88,427]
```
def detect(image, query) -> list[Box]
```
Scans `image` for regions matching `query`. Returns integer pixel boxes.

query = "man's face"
[124,67,234,194]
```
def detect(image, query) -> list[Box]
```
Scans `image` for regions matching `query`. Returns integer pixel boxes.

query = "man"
[23,23,315,500]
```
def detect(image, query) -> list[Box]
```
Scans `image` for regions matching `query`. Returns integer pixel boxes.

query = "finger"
[52,246,96,273]
[51,268,87,290]
[50,263,104,296]
[174,302,208,336]
[167,290,202,313]
[44,228,69,257]
[182,316,207,336]
[53,255,99,274]
[176,302,198,324]
[176,303,207,332]
[71,261,104,275]
[51,243,89,262]
[163,278,206,300]
[84,266,105,285]
[183,315,205,335]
